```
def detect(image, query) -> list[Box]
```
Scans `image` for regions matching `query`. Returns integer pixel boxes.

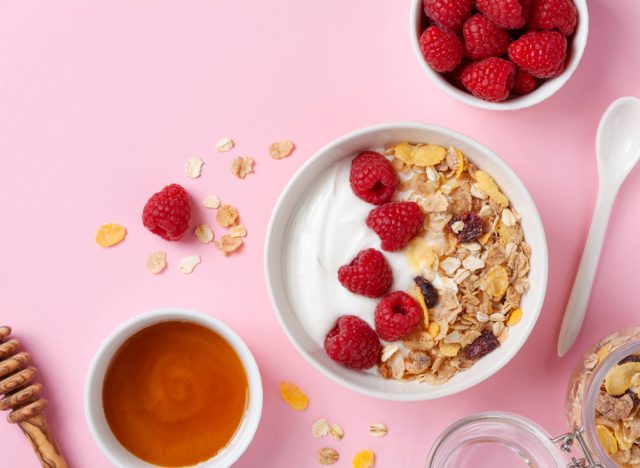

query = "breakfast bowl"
[410,0,589,110]
[265,122,548,401]
[84,308,262,467]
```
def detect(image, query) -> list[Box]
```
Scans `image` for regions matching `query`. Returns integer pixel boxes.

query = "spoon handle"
[557,188,617,357]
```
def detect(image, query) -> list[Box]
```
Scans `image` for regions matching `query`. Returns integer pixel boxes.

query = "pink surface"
[1,1,640,467]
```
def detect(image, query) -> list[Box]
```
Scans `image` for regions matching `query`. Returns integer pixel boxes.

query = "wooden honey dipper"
[0,326,67,468]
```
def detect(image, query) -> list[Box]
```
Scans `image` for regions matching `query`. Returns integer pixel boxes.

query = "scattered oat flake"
[146,251,167,274]
[195,224,214,244]
[329,424,344,440]
[95,223,126,247]
[312,418,330,438]
[203,195,221,209]
[269,140,295,160]
[230,156,254,178]
[230,224,247,238]
[279,381,308,411]
[368,423,387,437]
[216,235,243,256]
[185,157,204,178]
[352,450,375,468]
[178,255,201,274]
[216,205,239,227]
[317,448,339,465]
[216,137,234,152]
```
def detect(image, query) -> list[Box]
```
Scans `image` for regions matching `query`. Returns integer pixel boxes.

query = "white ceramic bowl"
[84,308,263,467]
[265,122,548,401]
[410,0,589,110]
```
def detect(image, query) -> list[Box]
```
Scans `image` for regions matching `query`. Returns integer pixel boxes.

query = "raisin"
[449,211,483,243]
[414,277,438,308]
[464,330,499,360]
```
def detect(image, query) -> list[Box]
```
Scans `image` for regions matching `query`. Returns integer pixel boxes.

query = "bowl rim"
[409,0,590,111]
[264,122,549,401]
[83,308,263,467]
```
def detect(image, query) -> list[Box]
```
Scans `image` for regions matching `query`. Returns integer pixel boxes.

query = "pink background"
[1,0,640,466]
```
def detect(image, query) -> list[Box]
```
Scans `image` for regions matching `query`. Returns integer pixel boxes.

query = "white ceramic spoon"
[558,96,640,357]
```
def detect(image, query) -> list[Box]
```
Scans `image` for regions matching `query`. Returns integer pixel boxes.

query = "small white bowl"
[265,122,548,401]
[410,0,589,110]
[84,308,263,467]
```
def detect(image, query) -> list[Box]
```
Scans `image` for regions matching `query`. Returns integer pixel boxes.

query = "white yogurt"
[283,157,416,347]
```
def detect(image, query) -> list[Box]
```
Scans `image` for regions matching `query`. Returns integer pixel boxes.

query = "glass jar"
[426,327,640,468]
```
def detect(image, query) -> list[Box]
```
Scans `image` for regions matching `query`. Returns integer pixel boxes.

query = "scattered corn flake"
[605,362,640,396]
[440,343,461,357]
[230,224,247,238]
[329,424,344,440]
[185,157,204,178]
[368,423,387,437]
[475,171,508,208]
[279,381,309,411]
[312,418,330,438]
[216,205,239,227]
[352,450,375,468]
[178,255,201,274]
[95,223,126,247]
[506,308,523,327]
[146,251,167,274]
[455,148,466,178]
[216,137,234,153]
[597,424,618,455]
[428,322,440,338]
[269,140,295,160]
[230,156,254,179]
[216,235,243,256]
[203,195,221,209]
[317,448,339,465]
[195,224,214,244]
[485,265,509,298]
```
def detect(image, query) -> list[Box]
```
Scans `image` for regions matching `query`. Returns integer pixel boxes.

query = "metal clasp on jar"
[551,428,604,468]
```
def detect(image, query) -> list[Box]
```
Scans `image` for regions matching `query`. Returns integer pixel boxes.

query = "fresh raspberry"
[374,292,422,341]
[349,151,398,205]
[338,249,392,298]
[324,315,381,369]
[419,26,464,73]
[508,30,567,78]
[460,57,516,102]
[142,184,191,241]
[366,202,425,252]
[512,68,539,95]
[423,0,474,31]
[529,0,577,36]
[476,0,528,29]
[462,14,510,60]
[449,211,484,243]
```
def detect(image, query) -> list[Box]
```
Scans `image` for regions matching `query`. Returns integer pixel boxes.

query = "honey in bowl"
[102,321,248,467]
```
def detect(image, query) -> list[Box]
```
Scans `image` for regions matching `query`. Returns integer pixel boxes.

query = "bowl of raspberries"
[411,0,588,108]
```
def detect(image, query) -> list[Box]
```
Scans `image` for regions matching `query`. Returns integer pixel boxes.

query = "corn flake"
[179,255,201,274]
[216,137,234,152]
[195,224,214,244]
[185,157,204,178]
[352,450,375,468]
[203,195,221,209]
[269,140,295,160]
[455,148,466,178]
[146,251,167,274]
[605,362,640,396]
[428,322,440,338]
[96,223,126,247]
[230,157,254,179]
[485,265,509,298]
[394,142,447,167]
[440,343,461,357]
[506,308,522,326]
[279,381,308,411]
[597,424,618,455]
[216,205,239,227]
[475,171,508,208]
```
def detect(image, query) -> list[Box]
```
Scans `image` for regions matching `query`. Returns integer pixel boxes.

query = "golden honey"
[102,321,248,467]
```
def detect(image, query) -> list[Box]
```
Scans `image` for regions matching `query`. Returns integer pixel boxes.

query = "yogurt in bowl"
[265,123,548,401]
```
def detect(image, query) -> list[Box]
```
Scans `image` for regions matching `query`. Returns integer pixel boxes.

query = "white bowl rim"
[264,122,549,401]
[83,308,263,467]
[409,0,590,111]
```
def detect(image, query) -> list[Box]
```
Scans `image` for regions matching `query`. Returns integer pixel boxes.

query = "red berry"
[366,202,425,252]
[462,14,510,60]
[508,30,567,78]
[460,57,516,102]
[423,0,474,31]
[349,151,398,205]
[324,315,381,369]
[476,0,528,29]
[512,68,539,95]
[419,26,464,73]
[338,249,392,298]
[529,0,577,36]
[375,292,422,341]
[142,184,191,241]
[449,211,484,243]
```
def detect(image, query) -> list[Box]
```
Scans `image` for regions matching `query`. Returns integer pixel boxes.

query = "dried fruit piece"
[394,142,447,166]
[414,277,439,308]
[178,255,201,274]
[230,156,254,178]
[279,381,308,411]
[449,212,483,243]
[312,418,330,438]
[203,195,221,209]
[96,223,126,247]
[216,235,243,255]
[216,137,234,152]
[269,140,295,160]
[146,251,167,274]
[194,224,214,244]
[216,205,239,227]
[474,171,508,207]
[506,308,522,326]
[465,330,499,360]
[317,448,339,465]
[369,423,388,437]
[352,450,375,468]
[605,362,640,396]
[485,265,509,298]
[597,424,618,456]
[329,424,344,440]
[230,224,247,238]
[185,157,204,178]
